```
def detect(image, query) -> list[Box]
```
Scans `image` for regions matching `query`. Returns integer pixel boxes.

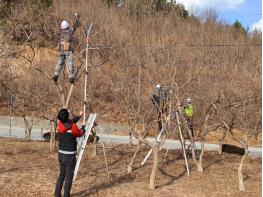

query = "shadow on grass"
[92,146,131,173]
[155,153,188,188]
[203,153,223,171]
[203,159,222,171]
[72,174,135,197]
[157,167,187,188]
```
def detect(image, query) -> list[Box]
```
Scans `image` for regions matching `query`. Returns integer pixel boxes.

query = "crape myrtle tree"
[12,67,59,141]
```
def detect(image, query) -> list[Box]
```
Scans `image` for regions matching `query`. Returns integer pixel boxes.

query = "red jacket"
[57,120,84,152]
[57,121,84,137]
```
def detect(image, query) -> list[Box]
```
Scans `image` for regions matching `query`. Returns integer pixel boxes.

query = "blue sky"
[175,0,262,31]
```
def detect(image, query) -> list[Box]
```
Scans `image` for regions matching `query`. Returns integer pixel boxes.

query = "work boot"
[52,75,59,83]
[69,77,75,84]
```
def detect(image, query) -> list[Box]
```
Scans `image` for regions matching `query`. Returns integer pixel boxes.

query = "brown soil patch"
[0,138,261,197]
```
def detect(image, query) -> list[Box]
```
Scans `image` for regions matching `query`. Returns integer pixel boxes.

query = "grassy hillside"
[0,0,261,131]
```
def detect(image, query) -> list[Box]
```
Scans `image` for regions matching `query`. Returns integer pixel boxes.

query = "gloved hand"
[81,125,86,135]
[72,115,80,123]
[74,13,81,27]
[74,13,80,19]
[79,110,84,117]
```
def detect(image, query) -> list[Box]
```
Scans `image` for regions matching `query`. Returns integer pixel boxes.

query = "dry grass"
[0,137,261,197]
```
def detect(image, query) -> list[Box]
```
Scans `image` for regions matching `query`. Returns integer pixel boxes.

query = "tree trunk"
[23,116,30,141]
[149,146,158,189]
[158,131,167,150]
[49,120,56,152]
[128,118,134,145]
[197,137,204,172]
[28,128,32,141]
[219,128,227,154]
[129,129,133,145]
[238,141,248,191]
[128,141,141,174]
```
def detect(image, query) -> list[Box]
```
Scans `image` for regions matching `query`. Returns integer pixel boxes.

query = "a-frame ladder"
[73,113,97,181]
[140,112,190,176]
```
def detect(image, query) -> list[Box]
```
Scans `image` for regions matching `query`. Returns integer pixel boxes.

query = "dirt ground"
[0,138,261,197]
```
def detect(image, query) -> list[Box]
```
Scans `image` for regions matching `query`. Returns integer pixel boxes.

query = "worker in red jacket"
[55,108,85,197]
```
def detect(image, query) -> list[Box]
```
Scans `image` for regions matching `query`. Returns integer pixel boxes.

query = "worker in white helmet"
[117,0,124,7]
[154,84,162,131]
[156,83,161,90]
[53,13,80,84]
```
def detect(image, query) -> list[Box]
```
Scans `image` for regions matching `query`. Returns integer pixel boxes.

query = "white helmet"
[61,20,69,30]
[186,98,191,103]
[156,84,161,89]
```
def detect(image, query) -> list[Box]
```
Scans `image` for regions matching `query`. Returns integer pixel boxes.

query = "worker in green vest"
[183,98,194,138]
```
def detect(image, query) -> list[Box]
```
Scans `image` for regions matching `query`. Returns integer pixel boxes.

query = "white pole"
[141,149,153,166]
[9,106,12,137]
[176,111,190,175]
[101,141,110,180]
[98,125,111,180]
[83,23,93,125]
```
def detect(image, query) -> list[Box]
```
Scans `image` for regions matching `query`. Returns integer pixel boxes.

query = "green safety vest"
[184,104,193,117]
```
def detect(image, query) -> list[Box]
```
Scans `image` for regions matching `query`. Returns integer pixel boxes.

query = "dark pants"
[54,51,76,80]
[157,111,162,132]
[186,117,194,137]
[55,153,76,197]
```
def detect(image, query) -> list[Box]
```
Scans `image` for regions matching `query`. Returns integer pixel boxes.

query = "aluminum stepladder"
[73,113,97,181]
[140,111,190,176]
